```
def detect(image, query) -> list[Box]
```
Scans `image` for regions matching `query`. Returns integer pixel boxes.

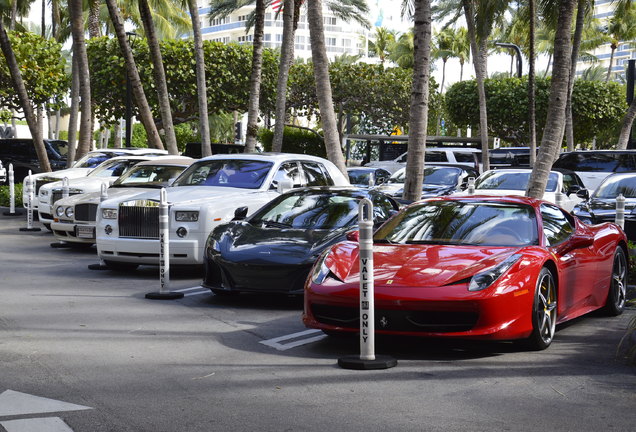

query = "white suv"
[365,147,481,173]
[96,153,350,269]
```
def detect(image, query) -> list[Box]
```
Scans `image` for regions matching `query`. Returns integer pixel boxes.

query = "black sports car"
[572,172,636,240]
[203,187,399,295]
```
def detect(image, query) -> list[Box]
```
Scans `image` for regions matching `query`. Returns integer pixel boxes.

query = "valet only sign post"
[338,198,397,370]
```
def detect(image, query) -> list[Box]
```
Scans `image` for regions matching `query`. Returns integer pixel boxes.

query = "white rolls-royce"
[95,153,350,270]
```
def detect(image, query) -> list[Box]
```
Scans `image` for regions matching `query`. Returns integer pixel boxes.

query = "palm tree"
[0,20,50,172]
[69,0,93,160]
[105,0,164,150]
[433,27,454,94]
[389,30,415,68]
[526,0,577,198]
[451,26,470,81]
[307,0,347,175]
[402,0,433,202]
[271,0,295,152]
[604,1,636,82]
[138,0,179,154]
[368,27,396,65]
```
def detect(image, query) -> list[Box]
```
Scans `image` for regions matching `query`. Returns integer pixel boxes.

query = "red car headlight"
[468,254,522,292]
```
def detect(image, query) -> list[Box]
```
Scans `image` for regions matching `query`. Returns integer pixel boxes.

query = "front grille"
[51,190,81,205]
[75,203,98,222]
[311,304,478,333]
[119,205,159,238]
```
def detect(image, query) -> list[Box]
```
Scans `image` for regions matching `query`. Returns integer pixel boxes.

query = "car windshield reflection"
[173,159,273,189]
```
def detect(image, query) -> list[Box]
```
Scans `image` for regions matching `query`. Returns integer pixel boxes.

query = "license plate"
[76,225,95,239]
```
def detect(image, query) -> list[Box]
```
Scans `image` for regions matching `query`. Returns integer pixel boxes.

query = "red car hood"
[329,243,520,287]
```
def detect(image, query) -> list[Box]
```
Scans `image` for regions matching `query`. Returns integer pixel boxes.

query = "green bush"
[258,127,326,158]
[0,183,23,207]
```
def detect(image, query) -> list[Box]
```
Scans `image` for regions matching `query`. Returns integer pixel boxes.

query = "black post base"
[338,355,397,370]
[88,263,110,270]
[20,227,41,232]
[50,242,72,248]
[3,210,24,216]
[145,291,185,300]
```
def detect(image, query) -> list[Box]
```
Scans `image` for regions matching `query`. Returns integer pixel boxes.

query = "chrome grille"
[75,204,98,222]
[118,201,159,239]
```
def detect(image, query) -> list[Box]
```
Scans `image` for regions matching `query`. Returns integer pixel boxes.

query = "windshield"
[112,165,186,187]
[49,140,68,157]
[172,159,273,189]
[250,193,359,229]
[594,175,636,199]
[72,152,115,169]
[348,171,372,185]
[475,171,558,192]
[374,200,538,247]
[387,167,461,186]
[88,160,140,178]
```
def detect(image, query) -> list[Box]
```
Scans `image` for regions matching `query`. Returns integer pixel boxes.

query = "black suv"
[0,138,68,181]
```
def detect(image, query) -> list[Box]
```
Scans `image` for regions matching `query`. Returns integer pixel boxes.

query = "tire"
[523,267,557,351]
[603,247,627,316]
[103,260,139,271]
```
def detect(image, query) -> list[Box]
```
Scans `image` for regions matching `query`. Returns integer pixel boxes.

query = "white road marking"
[1,417,74,432]
[0,390,92,417]
[174,286,209,297]
[260,329,327,351]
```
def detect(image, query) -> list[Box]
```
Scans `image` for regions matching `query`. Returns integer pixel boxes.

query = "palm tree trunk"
[105,0,164,150]
[566,0,586,152]
[88,0,101,38]
[528,0,536,167]
[67,54,79,167]
[403,0,432,202]
[10,0,17,30]
[187,0,211,157]
[272,0,296,152]
[138,0,179,154]
[307,0,347,175]
[617,98,636,149]
[245,0,266,153]
[606,46,616,82]
[69,0,93,160]
[526,0,577,199]
[0,22,51,172]
[462,0,489,171]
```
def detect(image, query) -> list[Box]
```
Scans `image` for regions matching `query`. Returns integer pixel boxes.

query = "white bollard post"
[467,177,475,195]
[368,174,375,188]
[20,171,41,232]
[338,198,396,370]
[555,191,564,208]
[146,188,183,300]
[88,184,114,269]
[616,194,625,229]
[100,183,108,202]
[3,164,22,216]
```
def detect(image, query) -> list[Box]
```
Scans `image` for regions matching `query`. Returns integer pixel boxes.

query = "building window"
[237,15,249,22]
[237,35,253,43]
[295,35,306,44]
[264,34,271,41]
[210,17,228,26]
[276,34,283,42]
[324,16,336,25]
[326,37,336,47]
[342,39,351,48]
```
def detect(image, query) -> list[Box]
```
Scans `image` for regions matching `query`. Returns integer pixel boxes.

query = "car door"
[541,203,597,319]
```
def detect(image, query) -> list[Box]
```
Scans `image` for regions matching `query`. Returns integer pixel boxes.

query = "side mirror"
[567,185,582,196]
[576,188,590,200]
[346,230,359,242]
[233,206,248,221]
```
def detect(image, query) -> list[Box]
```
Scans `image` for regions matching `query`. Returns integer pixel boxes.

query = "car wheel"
[604,247,627,316]
[523,267,557,351]
[103,260,139,271]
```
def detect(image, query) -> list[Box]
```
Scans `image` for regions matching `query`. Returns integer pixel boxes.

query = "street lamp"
[125,31,138,148]
[495,42,522,78]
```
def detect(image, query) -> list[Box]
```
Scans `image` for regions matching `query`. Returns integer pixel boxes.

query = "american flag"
[271,0,283,12]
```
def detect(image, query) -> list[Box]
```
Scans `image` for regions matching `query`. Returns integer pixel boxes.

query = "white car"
[22,148,168,211]
[365,147,482,173]
[96,153,350,269]
[38,155,166,229]
[51,158,194,246]
[454,168,586,212]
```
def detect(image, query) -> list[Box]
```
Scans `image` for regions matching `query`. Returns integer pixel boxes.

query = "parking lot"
[1,211,635,432]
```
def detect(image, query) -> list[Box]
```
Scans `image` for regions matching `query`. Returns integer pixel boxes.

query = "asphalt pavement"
[0,209,635,432]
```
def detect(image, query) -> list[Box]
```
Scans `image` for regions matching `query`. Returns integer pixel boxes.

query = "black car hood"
[586,198,636,215]
[213,222,350,265]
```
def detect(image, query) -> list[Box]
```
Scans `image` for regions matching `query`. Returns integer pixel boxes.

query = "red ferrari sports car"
[303,196,628,350]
